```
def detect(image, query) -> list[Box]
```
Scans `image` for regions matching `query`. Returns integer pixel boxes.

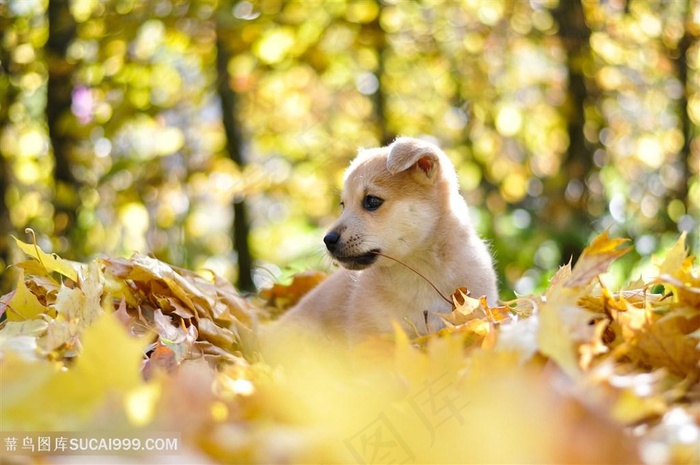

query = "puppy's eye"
[340,201,345,209]
[362,195,384,211]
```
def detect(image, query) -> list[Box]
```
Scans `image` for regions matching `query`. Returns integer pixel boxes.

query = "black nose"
[323,231,341,251]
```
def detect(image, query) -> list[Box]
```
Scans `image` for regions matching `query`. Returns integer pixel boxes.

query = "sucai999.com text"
[2,432,179,456]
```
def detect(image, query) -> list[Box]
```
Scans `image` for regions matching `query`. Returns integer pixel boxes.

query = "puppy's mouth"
[332,249,380,270]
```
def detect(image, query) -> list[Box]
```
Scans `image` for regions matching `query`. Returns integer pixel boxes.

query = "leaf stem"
[371,251,452,305]
[25,228,47,273]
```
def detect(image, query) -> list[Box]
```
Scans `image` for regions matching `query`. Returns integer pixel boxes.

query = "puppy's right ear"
[386,137,441,184]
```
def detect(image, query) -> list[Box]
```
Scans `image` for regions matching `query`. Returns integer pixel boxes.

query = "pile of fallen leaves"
[1,231,698,464]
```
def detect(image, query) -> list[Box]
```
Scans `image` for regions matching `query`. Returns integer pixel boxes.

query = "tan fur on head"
[274,136,499,345]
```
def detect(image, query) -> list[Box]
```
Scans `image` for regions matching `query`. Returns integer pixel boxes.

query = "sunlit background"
[1,0,698,298]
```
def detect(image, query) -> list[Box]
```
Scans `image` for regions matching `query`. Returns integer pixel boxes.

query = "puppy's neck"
[370,247,446,290]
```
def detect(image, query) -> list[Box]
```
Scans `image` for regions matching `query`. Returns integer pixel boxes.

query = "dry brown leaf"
[197,317,238,349]
[628,311,700,378]
[657,268,700,310]
[440,289,513,329]
[142,342,179,380]
[547,260,572,294]
[2,230,698,464]
[214,274,257,326]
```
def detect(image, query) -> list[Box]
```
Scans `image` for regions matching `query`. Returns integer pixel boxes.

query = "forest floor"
[1,231,699,464]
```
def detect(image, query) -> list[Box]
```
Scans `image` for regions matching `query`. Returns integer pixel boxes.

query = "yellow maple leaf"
[5,269,50,321]
[654,234,700,309]
[75,312,146,390]
[2,313,147,430]
[537,295,583,379]
[393,322,430,382]
[0,351,56,429]
[629,311,700,378]
[13,234,80,282]
[563,231,632,290]
[611,388,667,424]
[656,232,688,277]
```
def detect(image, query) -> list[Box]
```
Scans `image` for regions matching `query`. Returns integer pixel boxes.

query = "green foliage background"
[1,0,699,297]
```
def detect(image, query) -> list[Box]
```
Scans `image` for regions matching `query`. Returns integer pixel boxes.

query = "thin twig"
[371,251,452,305]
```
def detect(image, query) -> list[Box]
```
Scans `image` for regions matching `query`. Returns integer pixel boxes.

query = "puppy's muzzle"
[323,230,379,270]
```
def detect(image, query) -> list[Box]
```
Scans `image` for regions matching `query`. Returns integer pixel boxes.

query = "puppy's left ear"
[386,137,441,184]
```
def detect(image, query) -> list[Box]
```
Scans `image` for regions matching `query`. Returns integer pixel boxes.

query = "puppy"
[278,137,498,344]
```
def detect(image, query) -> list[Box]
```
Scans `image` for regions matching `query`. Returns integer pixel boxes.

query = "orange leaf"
[261,270,326,311]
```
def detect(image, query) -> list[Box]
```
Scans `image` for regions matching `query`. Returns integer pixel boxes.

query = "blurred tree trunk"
[46,0,78,255]
[373,46,392,146]
[367,9,392,146]
[552,0,593,185]
[215,31,255,292]
[674,0,697,249]
[0,27,12,279]
[0,148,8,291]
[549,0,594,262]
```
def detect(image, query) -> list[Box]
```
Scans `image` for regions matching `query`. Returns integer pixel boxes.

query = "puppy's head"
[324,137,459,270]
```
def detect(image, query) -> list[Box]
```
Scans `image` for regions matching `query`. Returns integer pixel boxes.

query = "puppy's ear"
[386,137,441,184]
